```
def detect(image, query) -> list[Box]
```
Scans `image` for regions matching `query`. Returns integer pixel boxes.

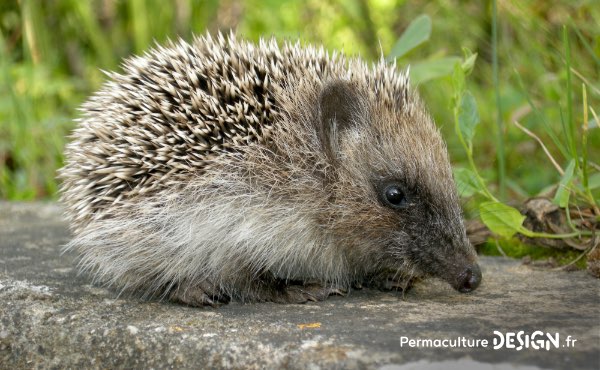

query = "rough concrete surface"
[1,202,598,369]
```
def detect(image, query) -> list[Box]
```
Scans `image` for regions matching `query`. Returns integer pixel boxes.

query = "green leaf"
[553,160,575,207]
[458,91,480,144]
[451,61,465,99]
[588,173,600,189]
[388,14,432,60]
[409,56,460,84]
[453,167,481,197]
[479,201,526,238]
[461,48,477,75]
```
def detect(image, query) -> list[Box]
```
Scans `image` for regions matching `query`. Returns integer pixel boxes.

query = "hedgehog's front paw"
[168,281,230,307]
[278,283,346,304]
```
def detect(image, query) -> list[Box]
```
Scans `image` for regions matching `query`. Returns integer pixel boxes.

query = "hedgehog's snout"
[453,263,482,293]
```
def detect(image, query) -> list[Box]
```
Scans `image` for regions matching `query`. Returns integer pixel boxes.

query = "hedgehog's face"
[319,79,481,293]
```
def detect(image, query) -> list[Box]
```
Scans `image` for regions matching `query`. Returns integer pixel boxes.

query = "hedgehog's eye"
[383,185,408,209]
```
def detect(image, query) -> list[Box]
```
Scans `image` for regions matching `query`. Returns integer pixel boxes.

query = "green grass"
[479,240,588,270]
[1,0,598,207]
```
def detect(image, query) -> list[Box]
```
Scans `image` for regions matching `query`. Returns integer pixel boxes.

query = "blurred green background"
[1,0,598,202]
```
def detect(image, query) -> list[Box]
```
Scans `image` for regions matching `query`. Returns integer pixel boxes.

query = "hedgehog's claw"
[366,272,417,292]
[380,277,410,291]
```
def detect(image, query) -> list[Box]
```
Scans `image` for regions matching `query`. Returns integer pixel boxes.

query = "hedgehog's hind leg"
[167,279,230,307]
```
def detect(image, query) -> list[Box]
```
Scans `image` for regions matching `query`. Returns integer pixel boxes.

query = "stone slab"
[1,202,598,369]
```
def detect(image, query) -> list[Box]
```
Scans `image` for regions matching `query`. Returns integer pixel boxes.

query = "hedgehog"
[59,33,481,306]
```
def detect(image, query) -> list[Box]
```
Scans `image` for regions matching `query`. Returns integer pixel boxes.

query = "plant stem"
[467,148,498,201]
[581,85,590,193]
[512,120,564,175]
[492,0,506,199]
[452,81,497,202]
[520,228,593,239]
[563,26,579,172]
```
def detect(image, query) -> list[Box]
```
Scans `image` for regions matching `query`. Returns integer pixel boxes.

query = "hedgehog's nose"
[456,264,482,293]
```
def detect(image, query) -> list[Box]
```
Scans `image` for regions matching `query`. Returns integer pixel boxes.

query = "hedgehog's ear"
[318,80,364,159]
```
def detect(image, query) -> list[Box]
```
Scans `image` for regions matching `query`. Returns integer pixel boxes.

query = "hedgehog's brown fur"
[60,33,480,305]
